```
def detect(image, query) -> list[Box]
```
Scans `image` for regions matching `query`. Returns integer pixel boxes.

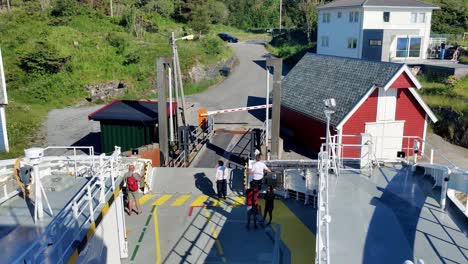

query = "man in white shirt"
[248,155,271,191]
[216,160,227,199]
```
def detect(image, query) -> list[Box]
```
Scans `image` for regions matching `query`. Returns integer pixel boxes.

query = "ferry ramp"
[123,167,317,264]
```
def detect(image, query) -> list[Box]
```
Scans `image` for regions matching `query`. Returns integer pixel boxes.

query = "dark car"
[218,33,238,43]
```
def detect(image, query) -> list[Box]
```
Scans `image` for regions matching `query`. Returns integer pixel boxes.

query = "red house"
[281,54,438,161]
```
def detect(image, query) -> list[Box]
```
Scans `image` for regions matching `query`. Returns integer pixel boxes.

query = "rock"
[86,81,127,102]
[187,56,238,83]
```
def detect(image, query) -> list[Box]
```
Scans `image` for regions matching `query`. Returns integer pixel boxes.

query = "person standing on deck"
[440,42,446,60]
[216,160,227,199]
[246,181,260,230]
[125,165,143,216]
[263,185,275,226]
[248,154,271,191]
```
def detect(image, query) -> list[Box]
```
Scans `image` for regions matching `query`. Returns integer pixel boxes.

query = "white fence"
[15,147,125,263]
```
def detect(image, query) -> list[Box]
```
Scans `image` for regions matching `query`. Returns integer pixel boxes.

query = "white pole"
[265,66,270,157]
[34,163,43,221]
[171,32,181,131]
[169,65,174,142]
[110,0,113,17]
[279,0,282,32]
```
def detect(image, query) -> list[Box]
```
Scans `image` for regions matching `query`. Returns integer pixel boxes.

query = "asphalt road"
[185,41,273,128]
[42,41,271,150]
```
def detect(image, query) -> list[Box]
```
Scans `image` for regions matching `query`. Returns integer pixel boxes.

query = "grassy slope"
[418,75,468,112]
[0,7,265,158]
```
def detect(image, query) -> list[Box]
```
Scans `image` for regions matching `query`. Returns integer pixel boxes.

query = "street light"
[170,33,194,142]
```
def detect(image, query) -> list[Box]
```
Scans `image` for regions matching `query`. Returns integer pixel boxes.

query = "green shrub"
[123,53,140,65]
[201,36,224,56]
[51,0,79,17]
[106,32,129,54]
[19,42,71,74]
[460,55,468,65]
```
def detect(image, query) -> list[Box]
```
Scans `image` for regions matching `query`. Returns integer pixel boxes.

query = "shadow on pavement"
[194,172,216,197]
[72,132,102,154]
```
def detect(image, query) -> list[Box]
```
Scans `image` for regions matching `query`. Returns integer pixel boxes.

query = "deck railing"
[15,147,123,264]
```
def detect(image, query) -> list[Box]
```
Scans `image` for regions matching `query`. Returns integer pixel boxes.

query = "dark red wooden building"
[281,54,437,161]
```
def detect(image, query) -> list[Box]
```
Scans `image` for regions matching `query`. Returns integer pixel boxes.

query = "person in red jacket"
[246,181,259,230]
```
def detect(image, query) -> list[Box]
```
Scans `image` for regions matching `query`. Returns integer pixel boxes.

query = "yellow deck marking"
[171,194,191,206]
[152,194,172,206]
[232,196,245,206]
[191,195,209,206]
[204,209,226,263]
[153,207,162,264]
[259,200,315,264]
[139,194,155,205]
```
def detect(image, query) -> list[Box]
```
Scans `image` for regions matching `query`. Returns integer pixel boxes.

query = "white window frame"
[349,11,359,23]
[410,12,417,23]
[347,38,357,49]
[418,12,425,23]
[383,12,390,22]
[395,35,423,58]
[322,13,331,23]
[321,36,329,47]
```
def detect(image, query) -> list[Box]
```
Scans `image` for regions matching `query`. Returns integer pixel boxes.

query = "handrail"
[15,147,122,264]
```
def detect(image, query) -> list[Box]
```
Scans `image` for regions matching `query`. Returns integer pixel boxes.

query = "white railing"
[15,147,122,264]
[316,150,330,264]
[43,146,96,178]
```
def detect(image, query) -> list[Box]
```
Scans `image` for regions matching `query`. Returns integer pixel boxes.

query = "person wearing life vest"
[246,181,260,230]
[125,165,143,216]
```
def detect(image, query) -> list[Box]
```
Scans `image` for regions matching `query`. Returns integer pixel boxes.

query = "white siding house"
[317,0,439,62]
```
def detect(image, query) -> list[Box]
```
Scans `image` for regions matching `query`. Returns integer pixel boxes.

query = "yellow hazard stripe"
[171,194,191,206]
[191,195,209,206]
[152,194,173,206]
[139,194,154,205]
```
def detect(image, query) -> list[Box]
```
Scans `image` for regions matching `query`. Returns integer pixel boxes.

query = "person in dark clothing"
[263,185,275,226]
[246,181,259,230]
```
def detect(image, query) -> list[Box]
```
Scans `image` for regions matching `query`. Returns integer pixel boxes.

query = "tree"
[144,0,175,18]
[185,0,211,34]
[298,0,318,42]
[208,0,229,24]
[430,0,468,35]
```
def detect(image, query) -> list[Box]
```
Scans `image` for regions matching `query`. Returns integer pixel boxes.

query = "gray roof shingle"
[317,0,438,9]
[281,54,403,127]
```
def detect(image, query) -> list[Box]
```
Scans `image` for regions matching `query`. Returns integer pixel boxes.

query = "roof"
[317,0,439,9]
[88,100,176,123]
[282,54,403,127]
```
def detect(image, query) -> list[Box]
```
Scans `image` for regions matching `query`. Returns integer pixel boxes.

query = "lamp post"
[170,33,194,135]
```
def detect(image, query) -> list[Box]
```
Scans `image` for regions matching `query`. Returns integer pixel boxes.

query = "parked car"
[218,33,238,43]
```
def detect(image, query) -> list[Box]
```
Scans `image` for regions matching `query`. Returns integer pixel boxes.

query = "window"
[338,12,342,18]
[411,12,417,23]
[369,40,382,46]
[396,37,422,57]
[347,38,357,49]
[322,13,331,23]
[321,36,329,47]
[418,12,425,23]
[383,12,390,22]
[349,11,359,23]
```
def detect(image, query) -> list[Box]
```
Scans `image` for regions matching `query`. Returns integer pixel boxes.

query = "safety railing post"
[73,148,77,178]
[87,185,94,222]
[110,159,116,191]
[430,149,434,164]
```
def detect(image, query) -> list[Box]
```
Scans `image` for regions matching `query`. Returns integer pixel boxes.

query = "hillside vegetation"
[0,1,264,158]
